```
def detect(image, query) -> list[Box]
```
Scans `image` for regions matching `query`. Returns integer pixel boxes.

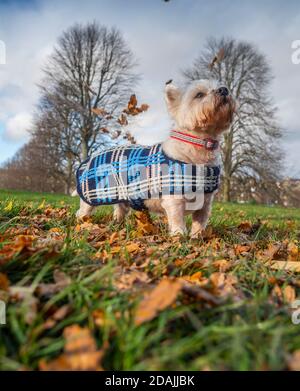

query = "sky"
[0,0,300,176]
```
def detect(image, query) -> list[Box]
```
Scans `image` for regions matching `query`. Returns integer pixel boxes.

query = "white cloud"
[3,112,32,142]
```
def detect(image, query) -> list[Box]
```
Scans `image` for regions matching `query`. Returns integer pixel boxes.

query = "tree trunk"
[222,126,233,202]
[81,139,88,161]
[65,156,73,195]
[222,176,231,202]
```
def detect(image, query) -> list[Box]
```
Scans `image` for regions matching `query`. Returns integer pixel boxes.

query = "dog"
[75,79,235,237]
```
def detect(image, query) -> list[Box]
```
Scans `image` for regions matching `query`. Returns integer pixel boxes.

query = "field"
[1,189,300,371]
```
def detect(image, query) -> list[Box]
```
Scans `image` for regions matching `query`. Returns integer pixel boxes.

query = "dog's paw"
[190,229,204,240]
[169,227,187,237]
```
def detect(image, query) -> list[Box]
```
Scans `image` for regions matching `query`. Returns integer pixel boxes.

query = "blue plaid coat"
[76,143,220,211]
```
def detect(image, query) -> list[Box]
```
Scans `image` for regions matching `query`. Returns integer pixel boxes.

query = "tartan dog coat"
[76,143,221,211]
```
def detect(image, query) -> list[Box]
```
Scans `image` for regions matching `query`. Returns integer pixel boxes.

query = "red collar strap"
[170,130,219,151]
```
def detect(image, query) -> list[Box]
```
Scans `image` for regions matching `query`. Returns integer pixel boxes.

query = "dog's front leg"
[161,198,186,236]
[113,203,129,223]
[76,199,95,219]
[190,193,214,238]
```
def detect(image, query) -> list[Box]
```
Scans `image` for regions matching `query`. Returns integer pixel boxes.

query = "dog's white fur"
[76,79,235,237]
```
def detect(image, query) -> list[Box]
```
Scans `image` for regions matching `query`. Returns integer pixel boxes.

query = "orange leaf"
[287,242,299,262]
[92,107,108,117]
[288,350,300,371]
[134,278,182,325]
[267,261,300,273]
[0,273,9,291]
[39,325,105,371]
[237,221,252,234]
[283,285,296,303]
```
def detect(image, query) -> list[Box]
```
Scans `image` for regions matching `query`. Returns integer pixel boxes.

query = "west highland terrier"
[75,79,235,237]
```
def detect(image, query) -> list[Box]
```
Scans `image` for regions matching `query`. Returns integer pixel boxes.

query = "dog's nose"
[217,87,229,96]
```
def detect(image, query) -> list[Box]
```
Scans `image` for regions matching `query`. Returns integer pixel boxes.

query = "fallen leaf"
[234,244,251,255]
[37,199,46,209]
[287,242,299,262]
[283,285,296,303]
[9,286,38,325]
[115,270,150,291]
[237,221,252,234]
[287,350,300,371]
[134,278,182,325]
[39,325,105,371]
[0,273,9,291]
[43,305,72,330]
[0,235,35,264]
[36,270,71,297]
[134,211,158,236]
[212,259,232,272]
[125,243,140,253]
[267,261,300,273]
[4,200,13,211]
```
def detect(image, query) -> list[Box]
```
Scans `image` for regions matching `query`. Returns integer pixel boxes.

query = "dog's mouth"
[215,94,230,108]
[221,95,229,104]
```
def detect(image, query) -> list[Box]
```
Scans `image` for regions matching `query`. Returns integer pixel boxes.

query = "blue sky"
[0,0,300,176]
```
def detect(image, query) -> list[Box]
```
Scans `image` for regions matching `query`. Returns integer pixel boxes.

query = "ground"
[0,188,300,371]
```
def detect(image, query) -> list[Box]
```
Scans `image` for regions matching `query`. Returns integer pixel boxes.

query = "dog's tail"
[71,189,78,197]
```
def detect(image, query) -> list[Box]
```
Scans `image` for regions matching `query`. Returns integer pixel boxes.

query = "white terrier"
[75,79,235,237]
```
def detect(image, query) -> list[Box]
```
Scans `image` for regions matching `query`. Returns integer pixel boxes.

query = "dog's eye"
[195,92,205,99]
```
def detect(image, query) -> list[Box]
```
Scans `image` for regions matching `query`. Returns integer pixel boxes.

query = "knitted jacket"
[76,143,220,211]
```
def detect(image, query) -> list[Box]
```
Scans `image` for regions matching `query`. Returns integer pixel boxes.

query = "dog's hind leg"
[113,202,129,223]
[76,199,95,219]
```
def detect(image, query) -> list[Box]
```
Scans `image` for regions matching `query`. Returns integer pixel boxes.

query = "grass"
[0,189,300,371]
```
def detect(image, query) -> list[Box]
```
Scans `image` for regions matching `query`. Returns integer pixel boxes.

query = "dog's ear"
[165,82,181,116]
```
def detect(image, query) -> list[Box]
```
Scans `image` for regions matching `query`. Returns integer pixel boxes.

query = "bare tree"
[40,22,138,160]
[183,37,283,202]
[32,85,81,194]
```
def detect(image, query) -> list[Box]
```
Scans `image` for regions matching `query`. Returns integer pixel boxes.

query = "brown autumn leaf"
[287,241,299,262]
[237,221,252,234]
[100,127,109,134]
[210,272,238,297]
[125,242,140,254]
[212,259,232,272]
[140,103,149,112]
[283,285,296,303]
[9,286,39,325]
[124,131,136,144]
[36,270,71,298]
[134,278,182,325]
[287,350,300,371]
[0,273,9,291]
[234,244,251,255]
[134,211,158,236]
[115,269,151,291]
[257,242,284,262]
[39,325,105,371]
[208,48,225,70]
[117,113,128,126]
[0,235,35,265]
[43,304,72,330]
[128,94,138,111]
[267,261,300,273]
[91,107,109,117]
[271,284,295,304]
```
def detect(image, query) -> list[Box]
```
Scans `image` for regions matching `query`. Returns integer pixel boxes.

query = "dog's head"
[165,79,236,134]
